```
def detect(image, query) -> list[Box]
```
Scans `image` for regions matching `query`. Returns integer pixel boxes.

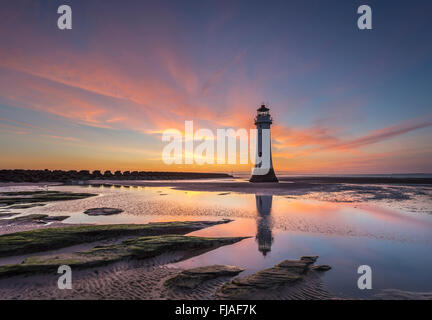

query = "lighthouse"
[250,104,278,182]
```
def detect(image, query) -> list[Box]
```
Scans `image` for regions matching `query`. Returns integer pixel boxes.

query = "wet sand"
[91,179,317,196]
[89,178,432,198]
[0,180,431,300]
[0,251,333,300]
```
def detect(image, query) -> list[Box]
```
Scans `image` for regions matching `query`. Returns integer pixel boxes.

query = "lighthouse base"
[249,168,279,183]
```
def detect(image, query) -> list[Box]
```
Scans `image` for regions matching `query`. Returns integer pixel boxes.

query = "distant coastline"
[0,169,232,183]
[277,176,432,185]
[1,169,432,184]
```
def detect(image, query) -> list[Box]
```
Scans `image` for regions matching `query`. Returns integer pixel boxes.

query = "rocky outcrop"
[0,214,69,224]
[0,169,233,182]
[0,219,234,257]
[84,208,123,216]
[6,203,46,209]
[165,265,244,289]
[312,265,332,271]
[216,256,331,299]
[0,191,97,206]
[0,235,248,278]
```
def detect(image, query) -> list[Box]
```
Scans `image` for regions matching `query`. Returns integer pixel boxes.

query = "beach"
[0,177,431,300]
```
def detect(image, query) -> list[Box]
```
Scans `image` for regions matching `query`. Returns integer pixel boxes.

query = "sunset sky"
[1,0,431,174]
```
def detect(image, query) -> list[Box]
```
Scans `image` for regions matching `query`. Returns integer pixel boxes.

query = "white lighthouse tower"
[250,104,278,182]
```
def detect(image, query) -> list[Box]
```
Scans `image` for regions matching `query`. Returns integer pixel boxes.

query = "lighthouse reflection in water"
[255,195,274,256]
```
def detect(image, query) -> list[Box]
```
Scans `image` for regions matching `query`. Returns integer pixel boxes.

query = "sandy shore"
[0,214,253,300]
[88,179,432,201]
[90,179,316,196]
[0,250,333,300]
[1,181,431,300]
[0,253,186,300]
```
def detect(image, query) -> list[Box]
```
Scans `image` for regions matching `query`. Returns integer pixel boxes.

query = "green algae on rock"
[165,265,244,289]
[5,203,46,209]
[0,191,98,206]
[0,214,70,225]
[216,256,331,299]
[0,220,233,257]
[0,235,247,278]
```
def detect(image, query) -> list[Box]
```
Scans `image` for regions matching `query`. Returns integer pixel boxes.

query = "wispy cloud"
[320,117,432,151]
[201,50,247,96]
[273,116,432,160]
[0,123,28,135]
[0,117,80,142]
[41,135,81,142]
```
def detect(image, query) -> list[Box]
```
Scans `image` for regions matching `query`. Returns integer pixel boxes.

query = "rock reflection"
[255,195,274,256]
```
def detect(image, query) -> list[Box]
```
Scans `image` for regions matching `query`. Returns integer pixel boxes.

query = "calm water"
[4,183,432,299]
